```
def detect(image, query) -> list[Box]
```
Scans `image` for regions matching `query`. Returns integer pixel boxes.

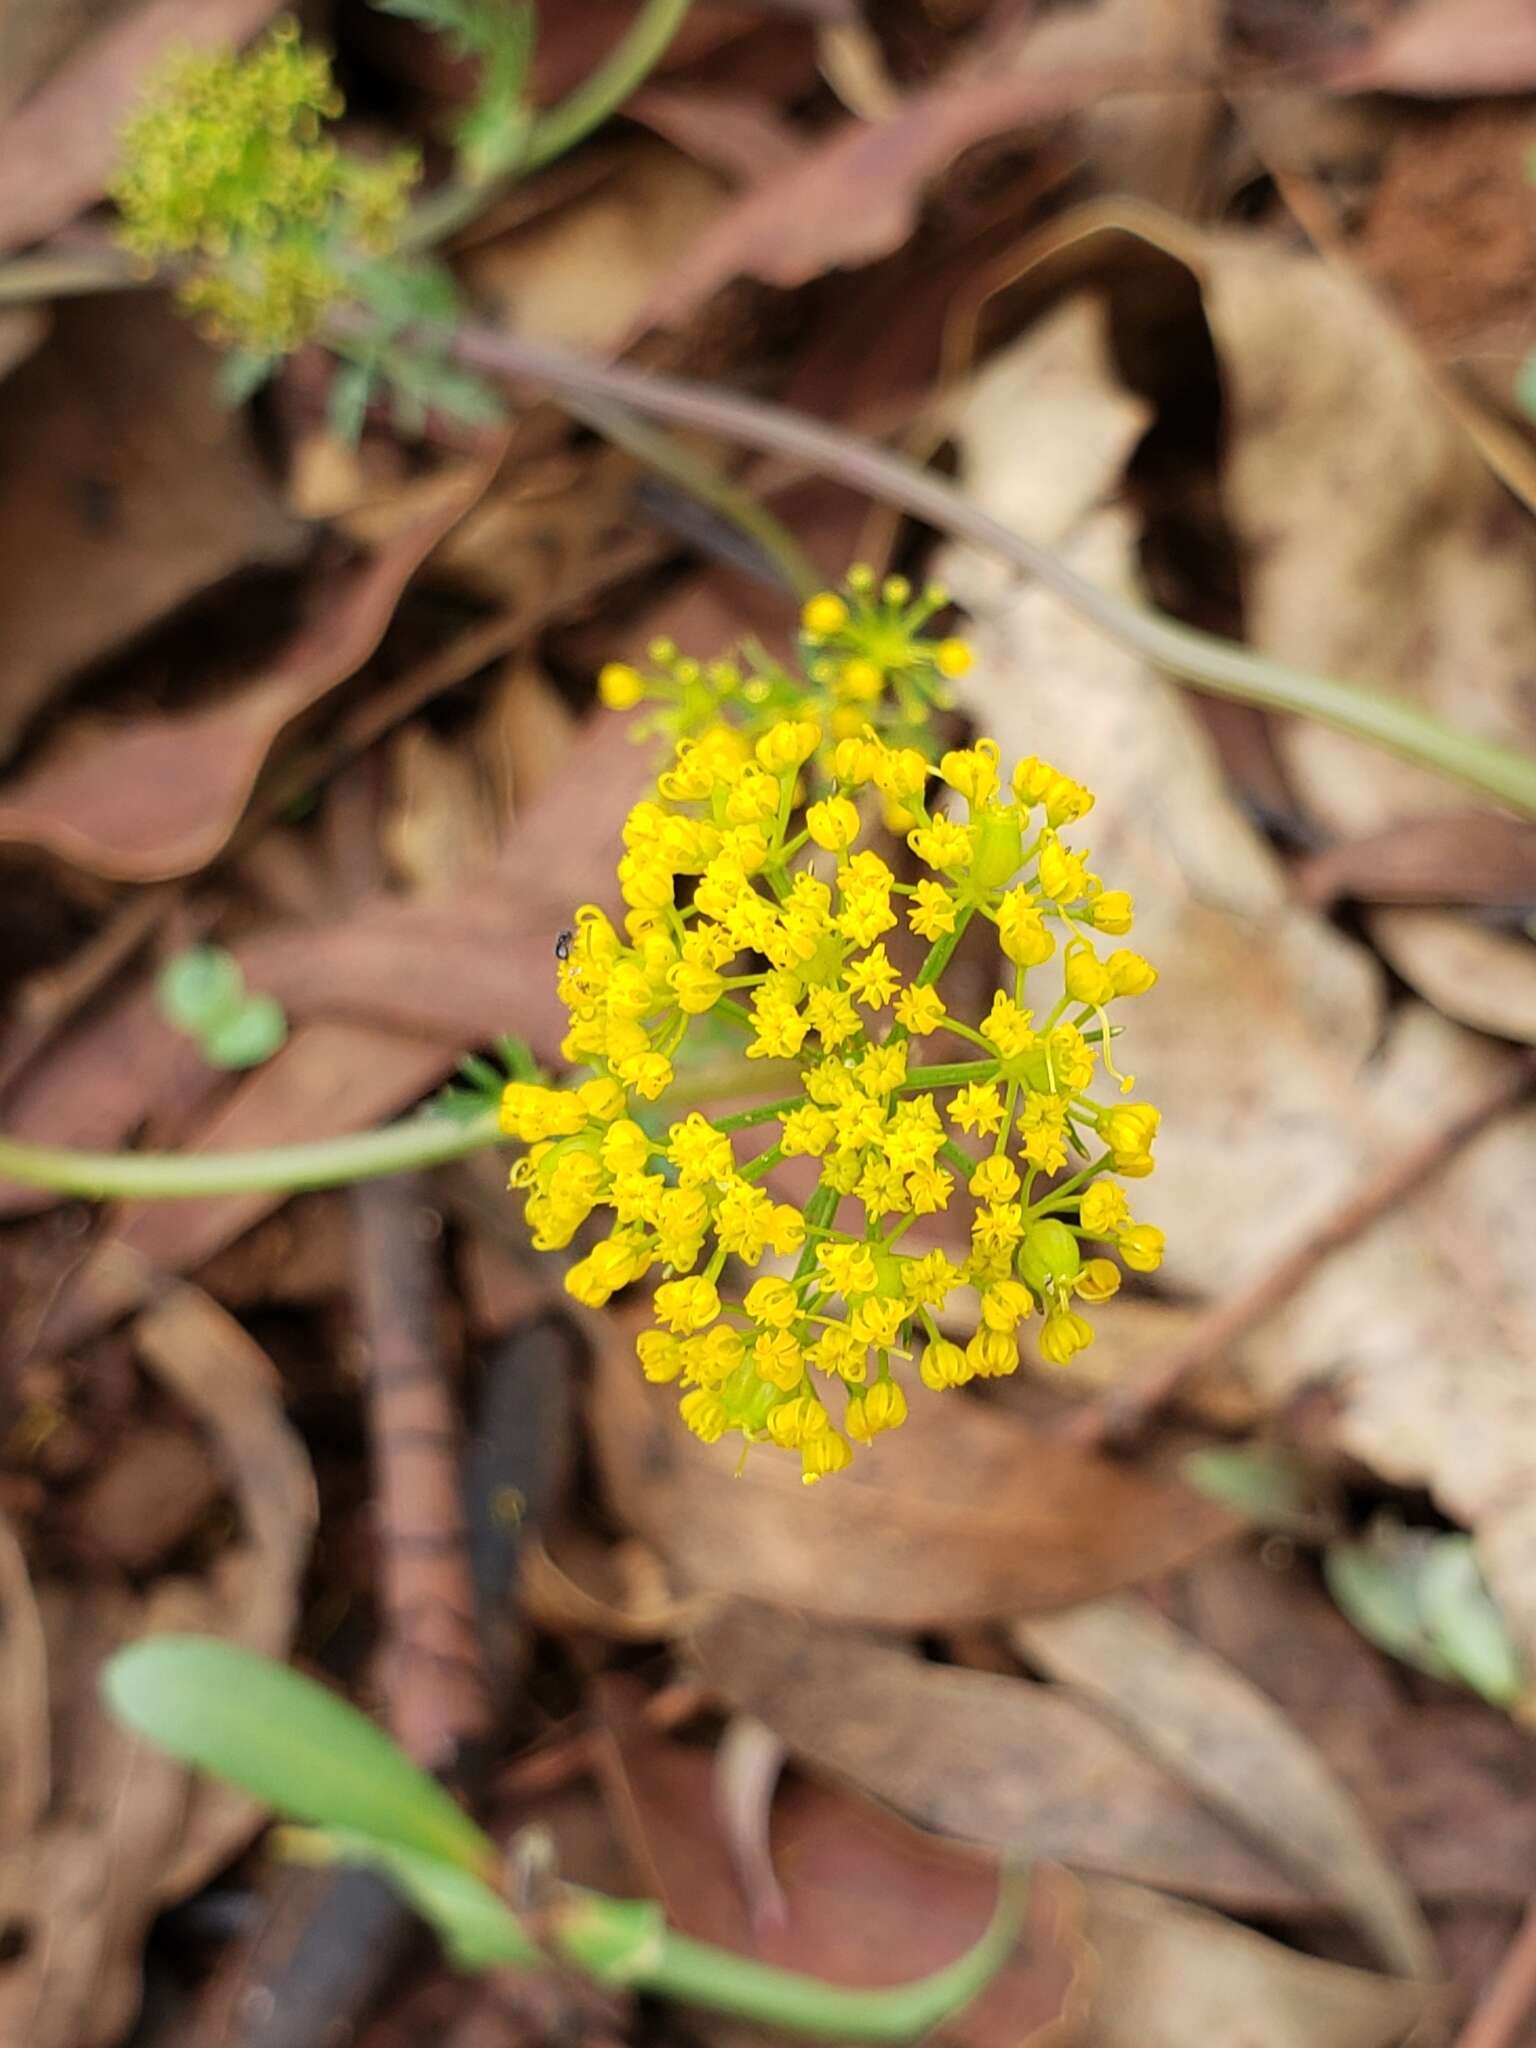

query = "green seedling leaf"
[1326,1531,1455,1683]
[156,945,246,1036]
[1417,1536,1524,1709]
[1181,1445,1324,1533]
[201,993,289,1070]
[103,1636,494,1872]
[277,1825,536,1969]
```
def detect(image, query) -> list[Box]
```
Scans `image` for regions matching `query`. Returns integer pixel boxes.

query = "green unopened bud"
[1020,1219,1082,1295]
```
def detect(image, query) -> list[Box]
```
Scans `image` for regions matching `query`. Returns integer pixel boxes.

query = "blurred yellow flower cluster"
[110,18,418,351]
[501,575,1165,1483]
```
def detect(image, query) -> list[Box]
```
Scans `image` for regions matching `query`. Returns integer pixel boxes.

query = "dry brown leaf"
[589,1305,1234,1629]
[0,1509,47,1845]
[0,0,129,120]
[0,293,303,764]
[0,460,491,878]
[381,724,500,896]
[0,0,286,248]
[1328,0,1536,93]
[464,139,725,352]
[1078,1879,1444,2048]
[1295,814,1536,910]
[628,85,805,186]
[937,272,1536,1666]
[520,1529,710,1642]
[1011,1596,1434,1976]
[592,1673,1095,2048]
[641,59,1142,331]
[1182,230,1536,1039]
[0,1288,313,2046]
[692,1601,1309,1913]
[0,304,45,386]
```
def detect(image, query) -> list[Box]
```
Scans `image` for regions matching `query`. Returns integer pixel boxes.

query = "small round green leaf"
[202,993,289,1069]
[103,1636,493,1872]
[156,945,245,1035]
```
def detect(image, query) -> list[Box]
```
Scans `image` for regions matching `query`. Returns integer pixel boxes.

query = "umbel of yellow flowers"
[501,573,1164,1483]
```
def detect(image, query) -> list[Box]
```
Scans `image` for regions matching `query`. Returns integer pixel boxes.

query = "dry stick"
[1078,1050,1536,1451]
[1453,1899,1536,2048]
[350,1170,493,1771]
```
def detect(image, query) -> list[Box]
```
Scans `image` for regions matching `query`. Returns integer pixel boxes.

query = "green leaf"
[1516,350,1536,426]
[156,945,246,1035]
[201,992,289,1069]
[103,1636,495,1871]
[279,1825,536,1969]
[1180,1445,1322,1533]
[1418,1536,1524,1709]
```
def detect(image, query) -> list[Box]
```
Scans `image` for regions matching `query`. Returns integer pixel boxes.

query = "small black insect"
[554,928,574,962]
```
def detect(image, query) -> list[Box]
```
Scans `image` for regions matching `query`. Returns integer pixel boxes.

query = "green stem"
[916,906,977,987]
[0,1107,505,1203]
[715,1095,808,1132]
[522,0,693,172]
[555,1867,1030,2041]
[446,326,1536,820]
[895,1060,997,1090]
[0,1058,799,1204]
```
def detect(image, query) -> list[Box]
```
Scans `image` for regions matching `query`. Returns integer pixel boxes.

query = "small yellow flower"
[599,662,646,710]
[802,592,849,636]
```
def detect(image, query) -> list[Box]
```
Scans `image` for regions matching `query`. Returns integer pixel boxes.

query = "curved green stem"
[447,326,1536,820]
[522,0,693,172]
[556,1866,1031,2041]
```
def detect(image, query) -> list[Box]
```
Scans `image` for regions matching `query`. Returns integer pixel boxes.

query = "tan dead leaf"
[1011,1596,1434,1977]
[1328,0,1536,93]
[0,1510,47,1845]
[1078,1879,1445,2048]
[628,84,805,187]
[0,304,45,387]
[0,458,490,878]
[0,293,303,765]
[381,724,500,896]
[1294,813,1536,911]
[520,1529,710,1642]
[693,1601,1307,1913]
[0,1288,313,2047]
[464,139,725,353]
[937,277,1536,1666]
[474,656,577,821]
[589,1305,1234,1630]
[1182,230,1536,1043]
[0,0,129,120]
[0,0,286,248]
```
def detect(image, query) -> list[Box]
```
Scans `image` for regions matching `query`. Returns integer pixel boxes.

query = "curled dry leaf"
[1080,1878,1445,2048]
[588,1304,1235,1630]
[692,1601,1308,1914]
[0,461,492,880]
[591,1672,1095,2048]
[0,0,286,249]
[0,294,303,765]
[0,1285,314,2047]
[1011,1595,1435,1977]
[937,272,1536,1668]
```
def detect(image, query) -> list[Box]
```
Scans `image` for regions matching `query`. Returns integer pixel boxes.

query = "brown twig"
[1079,1050,1536,1451]
[350,1170,492,1771]
[1454,1899,1536,2048]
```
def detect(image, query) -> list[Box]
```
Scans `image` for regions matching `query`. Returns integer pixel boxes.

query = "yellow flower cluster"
[111,19,418,350]
[502,582,1165,1482]
[598,569,972,755]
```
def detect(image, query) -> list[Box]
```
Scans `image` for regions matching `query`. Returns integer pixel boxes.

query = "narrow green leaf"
[327,358,376,447]
[1326,1532,1458,1685]
[1418,1537,1524,1709]
[103,1637,495,1872]
[1180,1445,1322,1534]
[156,945,245,1035]
[201,993,289,1070]
[1517,350,1536,426]
[217,346,278,408]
